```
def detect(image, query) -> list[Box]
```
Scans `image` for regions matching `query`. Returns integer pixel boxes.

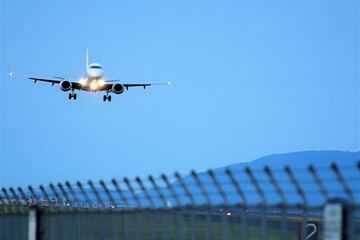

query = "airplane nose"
[88,69,104,78]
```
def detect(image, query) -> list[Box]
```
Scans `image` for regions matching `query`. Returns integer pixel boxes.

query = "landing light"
[98,79,105,86]
[79,78,86,85]
[90,82,97,90]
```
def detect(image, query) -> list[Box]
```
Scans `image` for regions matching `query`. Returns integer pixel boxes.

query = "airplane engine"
[112,83,125,94]
[60,81,72,91]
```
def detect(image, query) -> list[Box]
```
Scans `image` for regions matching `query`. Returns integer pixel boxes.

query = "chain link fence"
[1,161,359,240]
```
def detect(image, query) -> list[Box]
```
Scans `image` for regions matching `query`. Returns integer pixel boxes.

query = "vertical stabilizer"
[86,48,89,70]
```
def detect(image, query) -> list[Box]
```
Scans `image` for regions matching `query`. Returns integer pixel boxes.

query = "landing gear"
[103,91,111,102]
[68,90,77,100]
[68,93,77,100]
[103,95,111,102]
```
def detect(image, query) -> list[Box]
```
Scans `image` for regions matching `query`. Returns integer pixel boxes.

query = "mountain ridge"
[215,150,360,172]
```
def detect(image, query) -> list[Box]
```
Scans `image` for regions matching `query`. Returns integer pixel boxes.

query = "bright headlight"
[79,78,86,85]
[98,79,105,86]
[90,82,97,90]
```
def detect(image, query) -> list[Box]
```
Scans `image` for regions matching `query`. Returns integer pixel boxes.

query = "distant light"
[168,81,171,85]
[9,72,14,76]
[227,212,232,216]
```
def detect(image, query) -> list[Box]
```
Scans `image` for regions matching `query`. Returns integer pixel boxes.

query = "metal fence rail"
[1,161,359,240]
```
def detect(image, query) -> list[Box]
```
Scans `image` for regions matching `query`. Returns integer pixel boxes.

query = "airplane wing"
[28,76,169,93]
[29,77,61,84]
[100,83,152,91]
[104,81,170,90]
[124,83,152,89]
[29,77,82,89]
[123,81,172,89]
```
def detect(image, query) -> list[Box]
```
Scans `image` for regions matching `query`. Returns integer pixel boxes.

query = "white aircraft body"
[14,49,169,102]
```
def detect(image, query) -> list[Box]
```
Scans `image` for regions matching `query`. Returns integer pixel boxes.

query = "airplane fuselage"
[80,63,105,91]
[87,63,104,79]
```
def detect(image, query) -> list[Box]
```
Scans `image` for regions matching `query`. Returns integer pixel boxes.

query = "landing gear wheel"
[69,92,76,100]
[103,94,111,102]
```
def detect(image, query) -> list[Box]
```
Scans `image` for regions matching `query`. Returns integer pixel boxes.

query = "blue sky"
[1,1,359,188]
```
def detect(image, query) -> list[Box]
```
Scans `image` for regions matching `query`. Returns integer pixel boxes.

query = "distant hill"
[219,150,360,170]
[168,151,360,207]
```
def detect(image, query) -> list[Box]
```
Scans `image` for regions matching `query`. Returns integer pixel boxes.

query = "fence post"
[331,163,354,204]
[225,168,247,240]
[2,188,15,213]
[10,187,23,213]
[264,166,287,240]
[208,169,228,240]
[111,179,129,209]
[324,198,350,240]
[88,180,104,208]
[328,163,355,240]
[28,186,40,206]
[18,187,30,207]
[174,172,196,240]
[124,177,142,240]
[245,167,267,240]
[38,186,53,209]
[28,206,44,240]
[308,165,329,202]
[161,174,181,207]
[0,194,8,213]
[174,172,195,207]
[58,183,72,208]
[284,166,308,240]
[191,171,211,206]
[65,182,80,208]
[208,170,228,205]
[136,177,154,208]
[100,180,116,208]
[124,177,142,208]
[77,181,93,209]
[149,175,167,208]
[49,183,63,208]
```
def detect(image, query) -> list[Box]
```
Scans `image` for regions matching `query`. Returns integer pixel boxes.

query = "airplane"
[10,49,170,102]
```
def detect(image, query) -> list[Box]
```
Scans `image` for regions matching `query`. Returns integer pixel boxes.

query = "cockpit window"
[89,65,103,69]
